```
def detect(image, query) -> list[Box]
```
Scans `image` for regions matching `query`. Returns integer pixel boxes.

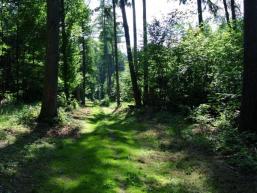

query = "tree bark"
[230,0,237,29]
[81,25,87,106]
[0,0,5,100]
[197,0,203,26]
[223,0,230,24]
[132,0,138,74]
[38,0,60,122]
[120,0,141,107]
[231,0,236,21]
[15,1,20,103]
[240,0,257,132]
[112,0,120,106]
[143,0,149,105]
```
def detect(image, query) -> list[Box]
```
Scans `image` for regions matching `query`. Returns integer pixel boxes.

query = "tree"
[230,0,237,29]
[120,0,141,107]
[15,1,20,103]
[223,0,230,24]
[239,0,257,132]
[112,0,120,106]
[179,0,218,26]
[197,0,203,25]
[38,0,60,122]
[132,0,138,74]
[231,0,236,21]
[61,0,69,101]
[143,0,149,105]
[178,0,203,26]
[97,0,113,99]
[0,0,4,101]
[81,24,87,106]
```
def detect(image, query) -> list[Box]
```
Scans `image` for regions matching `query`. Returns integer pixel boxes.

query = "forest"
[0,0,257,192]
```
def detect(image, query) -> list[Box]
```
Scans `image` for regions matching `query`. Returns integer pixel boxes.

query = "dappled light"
[1,104,256,193]
[1,0,257,192]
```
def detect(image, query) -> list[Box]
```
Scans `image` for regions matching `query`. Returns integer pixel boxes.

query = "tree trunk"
[120,0,141,107]
[0,0,4,100]
[143,0,148,105]
[102,0,108,98]
[81,25,87,106]
[231,0,236,29]
[223,0,230,24]
[107,54,112,97]
[132,0,138,74]
[240,0,257,132]
[197,0,203,26]
[15,1,20,103]
[112,0,120,106]
[38,0,60,122]
[60,0,69,101]
[231,0,236,21]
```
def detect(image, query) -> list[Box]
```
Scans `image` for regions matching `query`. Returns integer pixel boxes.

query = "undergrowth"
[191,103,257,174]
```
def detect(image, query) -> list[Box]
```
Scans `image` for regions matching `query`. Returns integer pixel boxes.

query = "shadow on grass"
[153,113,257,193]
[0,123,54,193]
[0,106,257,193]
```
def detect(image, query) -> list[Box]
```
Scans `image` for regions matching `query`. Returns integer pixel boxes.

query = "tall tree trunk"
[0,0,4,99]
[120,0,141,107]
[240,0,257,132]
[132,0,138,74]
[231,0,236,21]
[81,24,87,106]
[112,0,120,106]
[102,0,108,98]
[143,0,148,105]
[38,0,60,122]
[197,0,203,26]
[61,0,69,101]
[107,53,112,97]
[223,0,230,24]
[231,0,236,29]
[15,3,20,103]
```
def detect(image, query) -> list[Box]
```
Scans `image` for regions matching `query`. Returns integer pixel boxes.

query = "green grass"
[0,103,256,193]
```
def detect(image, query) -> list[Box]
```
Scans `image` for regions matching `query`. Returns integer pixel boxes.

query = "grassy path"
[0,104,256,193]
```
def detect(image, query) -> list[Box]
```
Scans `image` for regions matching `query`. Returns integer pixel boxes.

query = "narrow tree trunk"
[223,0,230,24]
[240,0,257,132]
[15,5,20,103]
[60,0,69,101]
[107,54,112,97]
[112,0,120,106]
[120,0,141,107]
[231,0,236,21]
[143,0,148,105]
[102,0,108,98]
[197,0,203,26]
[38,0,60,122]
[0,0,4,99]
[81,25,87,106]
[21,50,26,101]
[0,0,3,57]
[231,0,237,29]
[132,0,138,74]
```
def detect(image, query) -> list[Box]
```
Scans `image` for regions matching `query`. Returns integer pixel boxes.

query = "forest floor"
[0,103,256,193]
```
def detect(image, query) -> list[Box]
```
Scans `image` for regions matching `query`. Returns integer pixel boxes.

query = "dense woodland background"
[0,0,257,192]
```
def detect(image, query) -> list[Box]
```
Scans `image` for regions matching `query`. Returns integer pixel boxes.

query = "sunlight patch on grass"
[1,103,243,193]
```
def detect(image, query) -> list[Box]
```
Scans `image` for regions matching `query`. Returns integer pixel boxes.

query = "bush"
[191,104,215,127]
[57,93,68,107]
[17,104,40,125]
[66,99,80,111]
[100,97,110,107]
